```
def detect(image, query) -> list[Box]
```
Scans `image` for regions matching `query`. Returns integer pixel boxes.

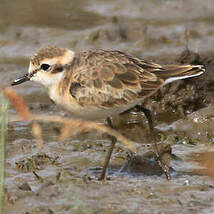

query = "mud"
[1,0,214,213]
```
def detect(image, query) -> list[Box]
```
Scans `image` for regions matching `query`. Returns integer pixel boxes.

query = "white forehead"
[28,61,34,74]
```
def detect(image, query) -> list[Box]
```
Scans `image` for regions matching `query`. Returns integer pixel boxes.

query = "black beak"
[11,73,30,86]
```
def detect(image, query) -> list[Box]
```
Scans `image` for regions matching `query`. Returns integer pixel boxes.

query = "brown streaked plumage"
[11,47,205,119]
[31,46,67,67]
[11,46,205,180]
[41,48,204,120]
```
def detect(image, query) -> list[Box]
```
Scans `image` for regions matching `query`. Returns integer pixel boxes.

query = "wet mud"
[1,0,214,213]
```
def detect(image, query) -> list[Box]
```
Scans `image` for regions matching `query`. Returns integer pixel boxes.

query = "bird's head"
[12,46,75,88]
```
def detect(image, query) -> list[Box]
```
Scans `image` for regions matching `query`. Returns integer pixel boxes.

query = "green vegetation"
[0,92,8,214]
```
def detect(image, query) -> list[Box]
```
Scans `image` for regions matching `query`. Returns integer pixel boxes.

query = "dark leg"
[135,105,158,152]
[98,117,117,180]
[135,105,171,180]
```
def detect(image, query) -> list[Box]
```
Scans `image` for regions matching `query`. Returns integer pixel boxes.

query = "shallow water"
[1,0,214,213]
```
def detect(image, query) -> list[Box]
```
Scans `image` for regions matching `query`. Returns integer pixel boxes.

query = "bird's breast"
[48,83,144,120]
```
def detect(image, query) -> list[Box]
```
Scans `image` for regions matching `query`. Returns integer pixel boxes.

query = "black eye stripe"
[41,63,50,71]
[52,66,64,73]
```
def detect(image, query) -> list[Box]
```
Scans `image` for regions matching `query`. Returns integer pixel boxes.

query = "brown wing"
[68,50,164,108]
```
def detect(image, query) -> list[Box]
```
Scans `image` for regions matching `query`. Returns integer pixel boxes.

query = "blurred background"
[2,1,214,214]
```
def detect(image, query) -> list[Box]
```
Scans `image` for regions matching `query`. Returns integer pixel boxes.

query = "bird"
[12,46,205,179]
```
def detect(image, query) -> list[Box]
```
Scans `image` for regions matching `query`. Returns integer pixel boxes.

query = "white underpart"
[163,71,204,85]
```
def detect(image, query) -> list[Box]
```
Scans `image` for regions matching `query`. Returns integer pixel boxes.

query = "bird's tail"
[154,64,205,85]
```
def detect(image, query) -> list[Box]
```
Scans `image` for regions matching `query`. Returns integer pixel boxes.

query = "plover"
[12,46,205,179]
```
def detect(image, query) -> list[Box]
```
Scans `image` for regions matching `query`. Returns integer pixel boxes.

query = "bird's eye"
[41,63,50,71]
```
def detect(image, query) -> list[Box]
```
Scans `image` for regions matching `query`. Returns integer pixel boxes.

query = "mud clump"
[16,153,59,172]
[176,49,203,65]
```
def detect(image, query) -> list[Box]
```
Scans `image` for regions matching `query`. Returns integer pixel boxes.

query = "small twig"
[33,171,43,182]
[3,87,136,152]
[32,122,44,150]
[10,114,136,152]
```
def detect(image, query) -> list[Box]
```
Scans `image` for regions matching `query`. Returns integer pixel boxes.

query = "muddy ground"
[1,0,214,213]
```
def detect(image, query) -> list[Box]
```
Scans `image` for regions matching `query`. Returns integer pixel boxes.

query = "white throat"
[30,71,64,88]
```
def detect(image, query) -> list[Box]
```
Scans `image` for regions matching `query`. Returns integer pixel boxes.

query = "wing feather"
[67,50,163,108]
